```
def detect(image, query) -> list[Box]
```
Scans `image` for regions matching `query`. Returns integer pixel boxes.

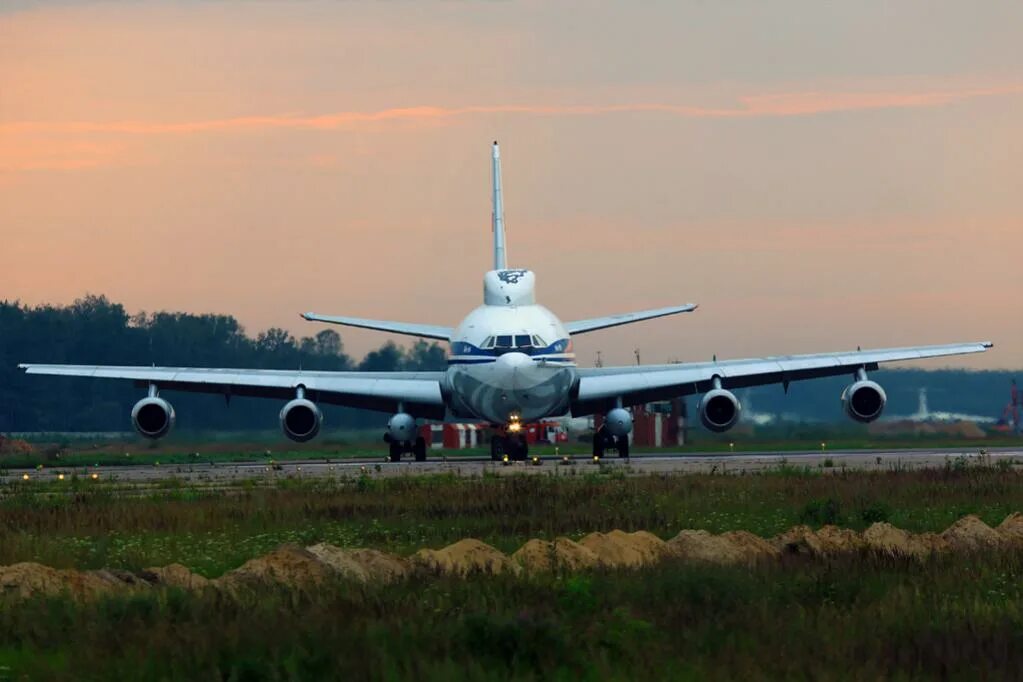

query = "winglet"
[492,141,507,270]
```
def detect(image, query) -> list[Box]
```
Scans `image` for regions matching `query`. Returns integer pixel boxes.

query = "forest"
[0,296,1015,433]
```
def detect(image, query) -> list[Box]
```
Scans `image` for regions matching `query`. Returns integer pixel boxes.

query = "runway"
[3,446,1021,485]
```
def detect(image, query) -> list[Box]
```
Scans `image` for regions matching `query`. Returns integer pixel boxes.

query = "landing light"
[592,455,600,463]
[58,474,65,481]
[21,474,29,481]
[531,456,541,466]
[90,473,99,480]
[508,422,522,433]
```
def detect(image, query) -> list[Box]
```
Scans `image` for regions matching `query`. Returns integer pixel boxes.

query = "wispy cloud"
[4,85,1021,136]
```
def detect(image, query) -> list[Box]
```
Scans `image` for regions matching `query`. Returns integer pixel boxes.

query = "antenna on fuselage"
[492,141,507,270]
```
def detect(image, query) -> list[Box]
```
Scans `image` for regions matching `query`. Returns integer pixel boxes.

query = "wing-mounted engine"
[842,371,887,423]
[279,388,322,442]
[698,381,742,432]
[131,396,176,439]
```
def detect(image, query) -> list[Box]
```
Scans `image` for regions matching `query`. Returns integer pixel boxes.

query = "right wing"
[572,341,993,415]
[302,313,452,341]
[18,364,447,418]
[564,305,697,335]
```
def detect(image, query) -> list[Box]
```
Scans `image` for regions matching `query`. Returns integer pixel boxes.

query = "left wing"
[572,341,993,414]
[18,365,447,418]
[301,313,452,340]
[564,304,697,335]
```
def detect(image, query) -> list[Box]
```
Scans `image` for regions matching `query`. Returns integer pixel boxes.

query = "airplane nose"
[495,351,532,370]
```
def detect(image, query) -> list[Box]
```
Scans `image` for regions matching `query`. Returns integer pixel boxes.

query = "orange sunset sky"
[2,1,1021,369]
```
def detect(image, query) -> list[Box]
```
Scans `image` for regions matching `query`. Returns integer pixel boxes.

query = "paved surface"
[3,446,1021,486]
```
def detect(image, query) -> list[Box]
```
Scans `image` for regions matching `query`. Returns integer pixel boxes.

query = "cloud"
[3,85,1021,137]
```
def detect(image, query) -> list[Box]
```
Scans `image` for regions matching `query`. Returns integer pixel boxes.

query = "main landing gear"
[593,424,630,459]
[385,434,427,462]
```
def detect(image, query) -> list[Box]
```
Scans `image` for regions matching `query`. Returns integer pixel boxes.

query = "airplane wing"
[572,341,993,414]
[301,313,452,340]
[564,304,697,335]
[18,364,447,418]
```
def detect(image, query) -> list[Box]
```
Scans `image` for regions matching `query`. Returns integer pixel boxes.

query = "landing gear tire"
[389,442,403,463]
[413,436,427,462]
[616,436,630,459]
[513,435,529,462]
[592,426,607,460]
[490,437,504,462]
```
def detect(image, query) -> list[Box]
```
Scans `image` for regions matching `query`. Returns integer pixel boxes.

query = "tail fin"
[491,141,507,270]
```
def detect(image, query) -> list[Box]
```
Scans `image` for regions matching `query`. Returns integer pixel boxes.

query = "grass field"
[2,464,1023,679]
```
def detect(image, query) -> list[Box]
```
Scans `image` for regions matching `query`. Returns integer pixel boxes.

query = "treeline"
[0,296,446,433]
[0,296,1016,434]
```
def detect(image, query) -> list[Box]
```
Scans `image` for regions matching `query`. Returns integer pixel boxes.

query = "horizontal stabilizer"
[564,304,697,335]
[302,313,452,340]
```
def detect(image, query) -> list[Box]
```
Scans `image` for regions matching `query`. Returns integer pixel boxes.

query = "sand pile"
[940,515,1004,552]
[512,538,600,572]
[996,512,1023,544]
[668,530,778,565]
[215,545,333,593]
[0,562,142,600]
[412,539,521,576]
[862,523,948,559]
[6,513,1023,601]
[578,530,669,568]
[141,564,210,590]
[773,525,865,557]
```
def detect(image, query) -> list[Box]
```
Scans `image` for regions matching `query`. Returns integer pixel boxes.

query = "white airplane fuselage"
[445,268,578,424]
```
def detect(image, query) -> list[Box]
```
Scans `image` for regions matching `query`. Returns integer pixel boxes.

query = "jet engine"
[131,397,176,439]
[385,412,416,443]
[279,398,322,442]
[604,407,633,437]
[842,380,887,423]
[698,388,742,432]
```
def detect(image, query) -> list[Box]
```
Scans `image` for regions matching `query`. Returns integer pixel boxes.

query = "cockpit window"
[531,335,546,348]
[495,335,513,349]
[514,334,532,348]
[481,336,495,349]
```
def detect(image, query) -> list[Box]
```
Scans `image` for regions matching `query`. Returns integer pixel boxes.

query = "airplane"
[19,142,993,462]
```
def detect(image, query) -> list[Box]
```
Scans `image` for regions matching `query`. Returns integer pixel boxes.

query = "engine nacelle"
[385,412,416,443]
[131,397,176,439]
[698,389,741,432]
[842,380,887,423]
[279,398,322,442]
[604,407,633,437]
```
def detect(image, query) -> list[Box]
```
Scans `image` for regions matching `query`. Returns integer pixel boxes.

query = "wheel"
[490,436,504,462]
[617,436,630,459]
[413,436,427,462]
[513,435,528,461]
[389,442,403,463]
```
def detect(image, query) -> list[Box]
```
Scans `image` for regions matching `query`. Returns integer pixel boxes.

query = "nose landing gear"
[593,424,630,460]
[385,435,428,462]
[490,425,529,462]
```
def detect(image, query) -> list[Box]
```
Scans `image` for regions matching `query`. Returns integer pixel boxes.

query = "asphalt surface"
[4,446,1021,485]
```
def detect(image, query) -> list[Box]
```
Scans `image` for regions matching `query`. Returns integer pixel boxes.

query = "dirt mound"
[941,515,1005,552]
[0,437,35,456]
[996,512,1023,544]
[141,564,210,590]
[412,539,520,576]
[512,537,600,572]
[667,530,774,565]
[776,525,866,557]
[306,544,410,583]
[0,563,131,600]
[578,530,668,568]
[862,523,948,559]
[215,544,333,593]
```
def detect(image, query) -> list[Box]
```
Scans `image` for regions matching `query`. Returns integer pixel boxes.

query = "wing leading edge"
[572,341,993,415]
[564,304,697,335]
[18,364,447,419]
[301,313,452,341]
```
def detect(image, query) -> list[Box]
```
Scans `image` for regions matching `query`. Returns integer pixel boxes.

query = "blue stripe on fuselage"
[449,339,571,358]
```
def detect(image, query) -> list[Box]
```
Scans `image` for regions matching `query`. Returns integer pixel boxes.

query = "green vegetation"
[3,464,1023,679]
[3,550,1023,679]
[3,465,1023,576]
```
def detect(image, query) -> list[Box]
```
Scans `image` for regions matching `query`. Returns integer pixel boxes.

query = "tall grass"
[2,466,1022,576]
[2,552,1023,680]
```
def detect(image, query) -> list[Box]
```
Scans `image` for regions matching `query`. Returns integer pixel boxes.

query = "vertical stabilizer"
[491,141,507,270]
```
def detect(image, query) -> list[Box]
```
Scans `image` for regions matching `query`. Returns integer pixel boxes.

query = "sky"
[2,0,1021,370]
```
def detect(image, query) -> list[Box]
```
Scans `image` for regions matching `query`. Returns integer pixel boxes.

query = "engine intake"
[604,407,633,437]
[698,388,741,432]
[280,398,322,442]
[131,397,175,439]
[842,380,887,423]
